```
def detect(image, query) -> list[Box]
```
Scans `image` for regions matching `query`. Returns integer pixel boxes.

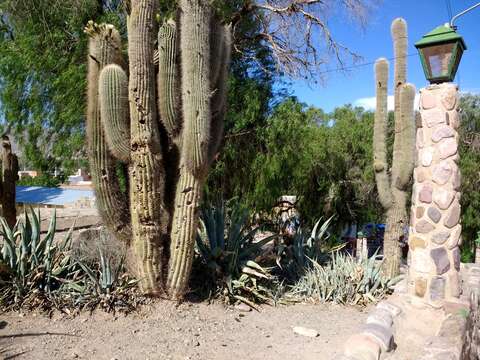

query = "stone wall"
[408,83,461,307]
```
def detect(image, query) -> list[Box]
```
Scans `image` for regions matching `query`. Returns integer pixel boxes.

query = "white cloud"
[354,94,420,112]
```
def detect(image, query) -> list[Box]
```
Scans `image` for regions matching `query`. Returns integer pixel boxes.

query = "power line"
[317,53,418,76]
[445,0,453,21]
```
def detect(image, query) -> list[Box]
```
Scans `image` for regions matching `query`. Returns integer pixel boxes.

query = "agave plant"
[0,207,81,306]
[288,251,402,305]
[292,216,334,268]
[75,229,136,297]
[196,203,276,307]
[0,208,138,312]
[276,216,335,280]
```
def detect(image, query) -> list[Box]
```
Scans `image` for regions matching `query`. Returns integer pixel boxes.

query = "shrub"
[288,251,401,305]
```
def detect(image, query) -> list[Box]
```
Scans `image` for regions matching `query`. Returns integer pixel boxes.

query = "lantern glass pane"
[421,43,455,78]
[450,44,463,79]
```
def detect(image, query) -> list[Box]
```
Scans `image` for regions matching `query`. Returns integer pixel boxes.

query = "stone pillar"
[408,83,462,307]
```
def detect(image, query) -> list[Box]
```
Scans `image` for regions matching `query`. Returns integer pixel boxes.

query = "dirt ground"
[0,302,368,360]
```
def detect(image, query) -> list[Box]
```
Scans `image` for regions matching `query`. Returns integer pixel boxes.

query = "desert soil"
[0,302,368,360]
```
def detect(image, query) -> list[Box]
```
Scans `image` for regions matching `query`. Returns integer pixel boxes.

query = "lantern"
[415,24,466,84]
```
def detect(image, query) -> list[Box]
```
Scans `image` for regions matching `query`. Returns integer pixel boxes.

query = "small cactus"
[373,18,415,278]
[85,0,231,299]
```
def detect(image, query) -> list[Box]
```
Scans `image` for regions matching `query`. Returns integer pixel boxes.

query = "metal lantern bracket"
[450,2,480,29]
[414,2,479,84]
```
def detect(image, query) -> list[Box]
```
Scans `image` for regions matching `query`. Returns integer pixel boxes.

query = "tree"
[246,98,380,228]
[229,0,377,79]
[208,0,377,204]
[0,0,376,173]
[458,94,480,261]
[0,0,124,173]
[206,7,281,202]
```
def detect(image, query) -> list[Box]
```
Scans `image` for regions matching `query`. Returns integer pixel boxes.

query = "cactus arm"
[99,64,130,163]
[209,24,232,163]
[158,19,181,138]
[85,22,132,244]
[390,18,408,187]
[167,0,212,299]
[210,17,225,87]
[394,83,416,190]
[373,58,392,210]
[178,0,212,175]
[391,18,407,113]
[128,0,168,295]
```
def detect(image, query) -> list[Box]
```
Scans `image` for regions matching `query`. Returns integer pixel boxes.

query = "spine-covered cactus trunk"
[85,0,231,299]
[0,135,18,228]
[373,18,415,278]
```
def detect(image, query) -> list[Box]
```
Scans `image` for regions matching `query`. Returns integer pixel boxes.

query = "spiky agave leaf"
[288,251,395,305]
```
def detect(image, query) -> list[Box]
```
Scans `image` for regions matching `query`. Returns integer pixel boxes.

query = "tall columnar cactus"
[0,135,18,228]
[85,0,231,299]
[374,18,416,278]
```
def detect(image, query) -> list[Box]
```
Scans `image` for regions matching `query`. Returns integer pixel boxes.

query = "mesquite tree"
[373,18,415,278]
[85,0,231,299]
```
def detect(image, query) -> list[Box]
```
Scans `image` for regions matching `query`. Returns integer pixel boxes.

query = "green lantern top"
[415,24,467,84]
[415,24,467,49]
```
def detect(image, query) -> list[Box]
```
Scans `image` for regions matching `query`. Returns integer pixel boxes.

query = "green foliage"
[458,94,480,257]
[195,202,276,307]
[17,174,62,188]
[244,98,379,227]
[206,0,281,202]
[475,232,480,247]
[0,1,124,173]
[288,252,400,305]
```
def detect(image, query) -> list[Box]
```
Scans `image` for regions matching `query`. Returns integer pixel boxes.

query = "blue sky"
[291,0,480,112]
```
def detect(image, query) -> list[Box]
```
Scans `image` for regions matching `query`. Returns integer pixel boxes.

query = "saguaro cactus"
[85,0,231,299]
[0,135,18,228]
[373,18,416,278]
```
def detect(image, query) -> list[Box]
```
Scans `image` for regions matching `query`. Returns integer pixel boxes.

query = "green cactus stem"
[85,22,132,244]
[85,0,231,298]
[209,24,232,162]
[127,0,167,295]
[373,58,391,210]
[158,19,180,138]
[166,0,212,298]
[99,64,130,163]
